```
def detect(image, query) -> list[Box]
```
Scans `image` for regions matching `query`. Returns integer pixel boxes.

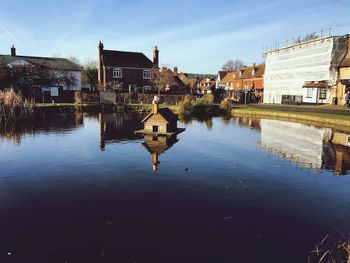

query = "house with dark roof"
[98,41,158,93]
[141,103,178,134]
[0,45,82,102]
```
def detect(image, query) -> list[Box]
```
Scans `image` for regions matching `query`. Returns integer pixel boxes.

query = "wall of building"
[333,67,350,105]
[263,36,348,104]
[260,119,332,168]
[105,67,152,91]
[145,115,167,133]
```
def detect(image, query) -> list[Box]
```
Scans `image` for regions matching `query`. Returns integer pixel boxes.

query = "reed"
[0,89,32,123]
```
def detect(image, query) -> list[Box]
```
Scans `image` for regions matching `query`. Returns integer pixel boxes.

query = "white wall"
[263,37,338,104]
[260,119,332,168]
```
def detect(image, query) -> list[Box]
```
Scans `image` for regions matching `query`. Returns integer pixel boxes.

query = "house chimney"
[11,45,16,57]
[98,41,104,89]
[152,103,159,114]
[152,95,160,114]
[153,46,159,69]
[173,66,178,74]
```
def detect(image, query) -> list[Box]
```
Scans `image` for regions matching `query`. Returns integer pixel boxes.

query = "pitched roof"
[254,64,265,77]
[142,107,178,124]
[0,55,82,71]
[340,58,350,67]
[221,71,237,83]
[102,50,154,68]
[218,71,228,80]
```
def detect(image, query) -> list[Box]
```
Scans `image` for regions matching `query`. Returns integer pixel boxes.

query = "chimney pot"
[153,46,159,69]
[11,45,16,57]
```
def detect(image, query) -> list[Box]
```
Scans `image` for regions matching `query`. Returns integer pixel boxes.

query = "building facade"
[263,35,349,104]
[0,46,82,102]
[98,41,158,93]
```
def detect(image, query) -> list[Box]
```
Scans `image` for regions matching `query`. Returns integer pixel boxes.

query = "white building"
[263,35,348,104]
[260,119,332,169]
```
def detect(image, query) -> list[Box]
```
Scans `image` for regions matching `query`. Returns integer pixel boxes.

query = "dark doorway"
[153,126,159,132]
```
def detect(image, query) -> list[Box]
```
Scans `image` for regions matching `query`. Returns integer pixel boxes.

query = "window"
[113,84,123,91]
[319,88,327,100]
[153,126,159,132]
[143,70,151,79]
[143,86,152,92]
[113,68,122,78]
[306,88,313,98]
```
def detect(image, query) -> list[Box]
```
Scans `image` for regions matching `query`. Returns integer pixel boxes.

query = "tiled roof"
[102,50,154,68]
[218,71,228,80]
[221,71,237,83]
[142,107,178,124]
[254,64,265,77]
[0,55,82,71]
[340,58,350,67]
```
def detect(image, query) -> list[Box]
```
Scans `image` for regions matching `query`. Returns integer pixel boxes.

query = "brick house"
[221,64,265,103]
[98,41,158,93]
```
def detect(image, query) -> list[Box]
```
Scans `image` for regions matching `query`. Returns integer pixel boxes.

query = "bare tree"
[68,56,82,66]
[295,32,319,43]
[222,59,244,71]
[82,59,98,91]
[0,64,77,90]
[151,67,177,95]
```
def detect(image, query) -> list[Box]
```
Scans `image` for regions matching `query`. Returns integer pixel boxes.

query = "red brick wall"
[105,68,153,91]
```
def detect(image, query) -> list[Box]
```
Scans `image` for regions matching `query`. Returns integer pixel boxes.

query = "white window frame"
[113,68,122,78]
[319,88,327,100]
[114,83,123,91]
[143,86,152,92]
[306,88,313,98]
[143,70,151,79]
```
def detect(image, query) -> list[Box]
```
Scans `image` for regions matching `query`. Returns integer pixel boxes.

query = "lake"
[1,112,350,262]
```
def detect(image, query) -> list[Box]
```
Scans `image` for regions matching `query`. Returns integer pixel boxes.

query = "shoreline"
[231,107,350,132]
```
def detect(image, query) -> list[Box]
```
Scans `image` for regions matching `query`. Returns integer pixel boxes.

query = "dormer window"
[143,70,151,79]
[113,68,122,78]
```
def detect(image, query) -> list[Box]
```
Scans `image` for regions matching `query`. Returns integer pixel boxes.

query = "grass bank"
[231,106,350,130]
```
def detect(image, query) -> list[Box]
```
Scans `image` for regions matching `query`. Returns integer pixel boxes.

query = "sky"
[0,0,350,74]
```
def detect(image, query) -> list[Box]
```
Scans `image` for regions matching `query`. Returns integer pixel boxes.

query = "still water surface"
[1,112,350,262]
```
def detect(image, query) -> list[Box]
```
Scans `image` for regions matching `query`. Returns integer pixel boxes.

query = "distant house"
[221,64,265,103]
[197,77,216,94]
[98,41,158,93]
[216,71,228,89]
[0,45,82,102]
[141,103,178,134]
[263,34,349,104]
[161,67,191,95]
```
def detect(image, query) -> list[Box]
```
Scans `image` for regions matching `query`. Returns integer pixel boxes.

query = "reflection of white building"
[260,119,332,168]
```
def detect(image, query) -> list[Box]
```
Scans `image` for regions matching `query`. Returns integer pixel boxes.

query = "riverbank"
[231,104,350,131]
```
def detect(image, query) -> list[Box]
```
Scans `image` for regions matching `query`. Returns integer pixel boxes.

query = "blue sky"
[0,0,349,73]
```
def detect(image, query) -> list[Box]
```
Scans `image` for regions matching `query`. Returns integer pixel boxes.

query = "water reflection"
[258,119,350,175]
[98,112,181,171]
[98,112,144,151]
[0,112,83,144]
[142,134,179,172]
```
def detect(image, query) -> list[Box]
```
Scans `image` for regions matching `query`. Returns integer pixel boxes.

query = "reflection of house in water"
[99,112,144,151]
[259,119,350,175]
[330,132,350,175]
[235,116,261,130]
[136,99,184,172]
[0,112,83,144]
[142,134,179,172]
